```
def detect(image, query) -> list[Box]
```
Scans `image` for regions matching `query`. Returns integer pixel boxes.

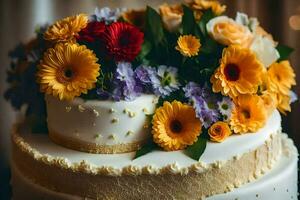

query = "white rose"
[250,35,280,68]
[206,16,253,48]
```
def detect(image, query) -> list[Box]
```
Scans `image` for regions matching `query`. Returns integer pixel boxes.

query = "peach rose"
[159,3,183,32]
[207,16,253,48]
[208,121,232,142]
[122,9,146,29]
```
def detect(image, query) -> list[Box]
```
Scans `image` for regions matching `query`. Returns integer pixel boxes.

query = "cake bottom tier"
[11,141,298,200]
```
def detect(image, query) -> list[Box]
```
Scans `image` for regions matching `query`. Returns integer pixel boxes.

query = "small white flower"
[250,35,280,68]
[217,97,233,121]
[290,91,298,104]
[235,12,258,32]
[90,7,125,23]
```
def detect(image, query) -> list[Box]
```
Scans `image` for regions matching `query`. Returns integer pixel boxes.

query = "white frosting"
[11,134,298,200]
[20,110,281,170]
[46,95,157,146]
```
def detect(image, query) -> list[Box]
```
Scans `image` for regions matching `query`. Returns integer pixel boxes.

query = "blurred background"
[0,0,299,199]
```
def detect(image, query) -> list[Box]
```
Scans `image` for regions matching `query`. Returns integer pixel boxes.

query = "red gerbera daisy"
[103,22,144,62]
[76,21,106,42]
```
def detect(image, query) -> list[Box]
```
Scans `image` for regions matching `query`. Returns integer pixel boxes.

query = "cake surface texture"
[4,0,298,199]
[10,110,298,199]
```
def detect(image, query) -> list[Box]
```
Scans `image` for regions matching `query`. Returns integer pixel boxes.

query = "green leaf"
[201,38,219,54]
[134,140,157,159]
[182,5,196,34]
[276,44,294,61]
[145,6,164,46]
[185,137,207,161]
[198,9,215,37]
[138,40,152,59]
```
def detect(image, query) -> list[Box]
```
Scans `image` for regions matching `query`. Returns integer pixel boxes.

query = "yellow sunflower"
[211,45,265,98]
[267,61,296,96]
[44,14,88,43]
[152,101,202,151]
[176,35,201,57]
[230,94,267,134]
[37,43,100,101]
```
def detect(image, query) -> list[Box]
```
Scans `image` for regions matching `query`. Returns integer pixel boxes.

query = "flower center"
[221,104,229,110]
[170,119,183,133]
[275,74,281,81]
[119,31,130,47]
[241,109,251,119]
[64,69,73,78]
[162,72,172,86]
[224,63,240,81]
[213,126,222,134]
[56,67,75,83]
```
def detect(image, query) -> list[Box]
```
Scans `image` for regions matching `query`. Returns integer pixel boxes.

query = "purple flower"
[150,65,180,97]
[90,7,124,24]
[135,65,156,84]
[112,62,142,101]
[96,88,111,100]
[183,82,219,128]
[217,97,233,121]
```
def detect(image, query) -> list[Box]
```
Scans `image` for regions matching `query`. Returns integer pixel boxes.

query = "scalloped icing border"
[11,122,288,178]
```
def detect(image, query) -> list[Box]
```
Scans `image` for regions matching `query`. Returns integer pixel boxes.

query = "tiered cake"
[6,0,298,199]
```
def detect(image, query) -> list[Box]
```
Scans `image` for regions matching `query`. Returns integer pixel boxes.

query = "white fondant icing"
[11,136,298,200]
[46,94,157,146]
[19,110,281,171]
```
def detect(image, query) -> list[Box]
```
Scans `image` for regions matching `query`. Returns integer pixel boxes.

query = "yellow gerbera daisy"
[230,94,267,134]
[276,93,291,115]
[152,101,202,151]
[176,35,201,57]
[44,14,88,43]
[210,45,265,98]
[208,121,231,142]
[37,43,100,101]
[267,61,296,96]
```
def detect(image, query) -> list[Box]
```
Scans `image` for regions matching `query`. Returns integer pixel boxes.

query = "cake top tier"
[5,0,297,159]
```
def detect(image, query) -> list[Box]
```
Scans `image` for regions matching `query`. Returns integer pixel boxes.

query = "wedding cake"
[5,0,298,199]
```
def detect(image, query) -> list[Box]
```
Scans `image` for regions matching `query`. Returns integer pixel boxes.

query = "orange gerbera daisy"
[267,61,296,96]
[37,43,100,101]
[211,45,265,98]
[230,94,267,134]
[44,14,88,43]
[152,101,202,151]
[176,35,201,57]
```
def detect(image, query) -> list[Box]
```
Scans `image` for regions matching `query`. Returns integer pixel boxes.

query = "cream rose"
[206,16,253,47]
[250,35,280,68]
[159,3,183,32]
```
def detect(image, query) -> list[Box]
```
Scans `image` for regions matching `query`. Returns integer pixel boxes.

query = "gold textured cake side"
[11,123,282,199]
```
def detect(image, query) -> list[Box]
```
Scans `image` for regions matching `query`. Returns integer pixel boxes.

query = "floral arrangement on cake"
[5,0,297,160]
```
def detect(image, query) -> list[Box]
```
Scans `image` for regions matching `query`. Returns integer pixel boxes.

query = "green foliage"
[185,137,207,161]
[145,6,165,46]
[198,9,215,38]
[182,5,196,35]
[276,44,294,61]
[134,140,159,159]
